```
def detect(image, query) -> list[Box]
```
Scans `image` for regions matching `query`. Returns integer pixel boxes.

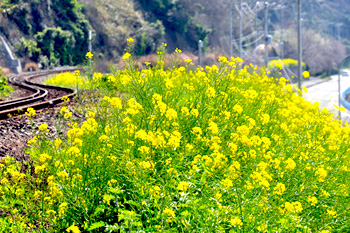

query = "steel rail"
[0,67,78,119]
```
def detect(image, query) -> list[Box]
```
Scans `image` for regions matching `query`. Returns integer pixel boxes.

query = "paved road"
[303,70,350,123]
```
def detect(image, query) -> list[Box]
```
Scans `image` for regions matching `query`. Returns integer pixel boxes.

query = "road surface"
[303,70,350,123]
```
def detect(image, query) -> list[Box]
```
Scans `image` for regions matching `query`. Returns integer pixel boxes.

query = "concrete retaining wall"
[0,36,22,74]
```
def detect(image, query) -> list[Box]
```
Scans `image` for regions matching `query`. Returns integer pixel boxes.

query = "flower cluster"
[1,51,349,232]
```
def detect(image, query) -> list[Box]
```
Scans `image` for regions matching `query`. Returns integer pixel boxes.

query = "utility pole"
[336,23,342,41]
[319,20,326,38]
[254,2,258,65]
[230,6,233,58]
[324,20,328,37]
[198,40,203,66]
[89,30,92,53]
[330,22,334,38]
[338,65,341,120]
[264,2,268,68]
[281,6,284,59]
[239,0,242,59]
[297,0,302,91]
[88,30,93,79]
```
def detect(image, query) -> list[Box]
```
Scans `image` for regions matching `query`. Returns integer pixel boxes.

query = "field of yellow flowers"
[0,47,350,232]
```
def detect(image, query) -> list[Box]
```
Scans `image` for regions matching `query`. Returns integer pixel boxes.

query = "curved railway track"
[0,67,78,119]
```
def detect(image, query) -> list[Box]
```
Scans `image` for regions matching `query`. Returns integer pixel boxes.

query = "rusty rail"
[0,67,79,119]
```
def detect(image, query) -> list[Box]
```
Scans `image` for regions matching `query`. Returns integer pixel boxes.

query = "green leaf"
[87,221,106,231]
[92,206,105,217]
[108,187,123,195]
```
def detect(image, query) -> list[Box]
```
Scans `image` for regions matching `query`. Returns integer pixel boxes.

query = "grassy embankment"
[0,42,349,232]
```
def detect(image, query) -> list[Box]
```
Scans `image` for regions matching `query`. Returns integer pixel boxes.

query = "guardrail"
[341,86,350,110]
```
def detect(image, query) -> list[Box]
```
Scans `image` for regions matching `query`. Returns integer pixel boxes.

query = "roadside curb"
[304,78,330,88]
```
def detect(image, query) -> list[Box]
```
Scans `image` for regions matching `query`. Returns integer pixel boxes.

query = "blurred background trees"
[0,0,348,75]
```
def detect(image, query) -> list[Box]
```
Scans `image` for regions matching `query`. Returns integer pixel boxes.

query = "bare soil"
[0,91,91,161]
[0,102,72,160]
[0,72,103,160]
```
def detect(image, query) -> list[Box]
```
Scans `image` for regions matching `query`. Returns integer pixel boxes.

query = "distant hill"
[0,0,211,68]
[0,0,349,73]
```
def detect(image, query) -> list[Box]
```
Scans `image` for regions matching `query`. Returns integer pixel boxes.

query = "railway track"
[0,67,78,119]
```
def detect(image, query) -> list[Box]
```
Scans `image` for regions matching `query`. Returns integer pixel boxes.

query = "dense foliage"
[136,0,210,51]
[3,0,91,66]
[2,0,350,74]
[35,27,75,66]
[0,46,349,232]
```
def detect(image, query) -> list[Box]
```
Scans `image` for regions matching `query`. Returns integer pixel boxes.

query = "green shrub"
[7,5,31,34]
[35,27,75,66]
[136,0,210,51]
[51,0,90,64]
[15,38,41,62]
[0,69,13,99]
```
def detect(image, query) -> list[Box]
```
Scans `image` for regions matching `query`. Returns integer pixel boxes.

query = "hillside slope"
[0,0,349,71]
[0,0,91,67]
[0,0,210,68]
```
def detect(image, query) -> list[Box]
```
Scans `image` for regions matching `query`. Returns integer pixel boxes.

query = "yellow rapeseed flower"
[175,48,182,53]
[163,208,175,217]
[181,107,190,116]
[66,223,80,233]
[39,153,52,163]
[327,209,337,217]
[25,107,36,117]
[123,52,131,60]
[206,86,216,97]
[38,123,48,132]
[230,217,243,227]
[285,158,296,171]
[165,108,177,120]
[307,196,318,206]
[86,52,93,59]
[138,146,150,155]
[64,111,72,120]
[93,72,103,81]
[315,167,327,182]
[273,183,286,195]
[190,109,199,118]
[302,70,310,78]
[177,181,189,192]
[61,95,70,102]
[221,178,233,189]
[139,161,153,169]
[233,104,243,114]
[46,210,56,215]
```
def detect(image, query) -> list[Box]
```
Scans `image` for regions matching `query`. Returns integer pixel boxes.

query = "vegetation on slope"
[1,0,91,67]
[78,0,165,59]
[135,0,211,51]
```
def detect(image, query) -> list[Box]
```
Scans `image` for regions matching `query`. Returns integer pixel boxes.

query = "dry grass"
[23,62,39,72]
[1,67,11,75]
[115,51,226,70]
